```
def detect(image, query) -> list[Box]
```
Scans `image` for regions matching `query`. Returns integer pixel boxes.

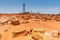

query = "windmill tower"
[23,3,25,12]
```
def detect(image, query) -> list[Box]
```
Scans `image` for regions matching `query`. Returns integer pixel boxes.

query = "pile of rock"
[29,28,45,40]
[9,16,20,25]
[0,16,20,25]
[11,28,60,40]
[28,29,60,40]
[0,16,9,24]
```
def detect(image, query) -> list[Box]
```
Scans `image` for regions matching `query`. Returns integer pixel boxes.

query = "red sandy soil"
[0,13,60,40]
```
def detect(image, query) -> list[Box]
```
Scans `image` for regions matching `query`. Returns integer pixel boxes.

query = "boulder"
[11,20,20,25]
[0,16,9,24]
[51,30,58,37]
[12,30,29,37]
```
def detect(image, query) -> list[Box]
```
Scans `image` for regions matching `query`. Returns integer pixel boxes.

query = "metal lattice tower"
[23,3,25,12]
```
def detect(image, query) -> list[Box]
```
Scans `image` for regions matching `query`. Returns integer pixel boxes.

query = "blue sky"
[0,0,60,14]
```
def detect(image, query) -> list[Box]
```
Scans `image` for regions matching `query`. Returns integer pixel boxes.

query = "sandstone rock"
[32,28,45,34]
[58,32,60,38]
[0,16,9,24]
[11,20,20,25]
[32,34,44,40]
[12,30,29,37]
[0,34,2,40]
[52,30,58,37]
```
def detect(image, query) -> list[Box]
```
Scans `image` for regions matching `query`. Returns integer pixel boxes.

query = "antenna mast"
[23,3,25,12]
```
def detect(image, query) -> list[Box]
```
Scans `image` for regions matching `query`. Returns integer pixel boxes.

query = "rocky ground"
[0,13,60,40]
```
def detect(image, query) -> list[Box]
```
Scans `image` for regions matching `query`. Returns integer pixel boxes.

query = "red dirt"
[0,13,60,40]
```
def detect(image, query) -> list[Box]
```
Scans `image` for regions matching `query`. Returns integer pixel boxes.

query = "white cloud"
[39,7,60,14]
